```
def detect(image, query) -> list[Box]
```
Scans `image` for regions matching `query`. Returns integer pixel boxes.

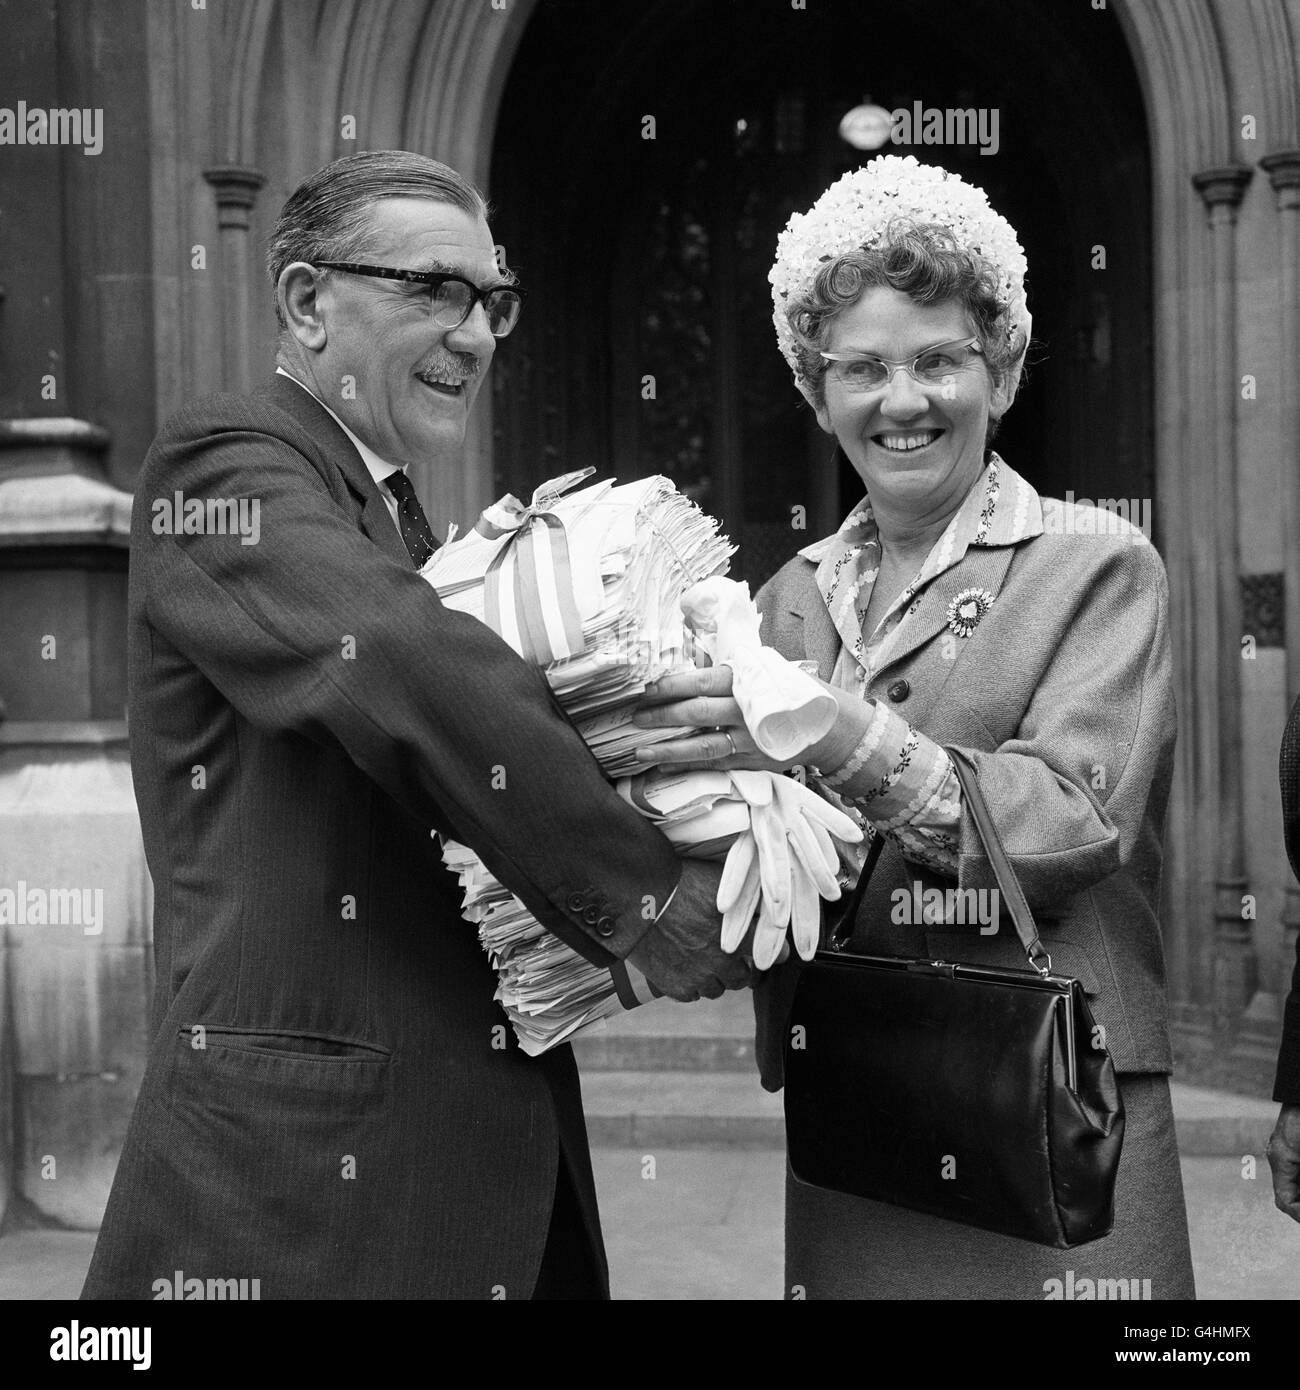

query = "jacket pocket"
[175,1024,392,1075]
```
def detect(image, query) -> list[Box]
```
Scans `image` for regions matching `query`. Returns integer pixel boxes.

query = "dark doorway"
[491,0,1151,585]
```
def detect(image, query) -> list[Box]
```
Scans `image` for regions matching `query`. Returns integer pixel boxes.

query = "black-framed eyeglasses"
[819,336,983,391]
[314,261,525,337]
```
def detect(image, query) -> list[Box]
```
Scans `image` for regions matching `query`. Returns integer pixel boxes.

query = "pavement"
[598,1148,1299,1300]
[0,1146,1295,1301]
[0,993,1295,1300]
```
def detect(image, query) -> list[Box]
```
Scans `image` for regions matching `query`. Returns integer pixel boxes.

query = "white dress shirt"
[276,366,406,536]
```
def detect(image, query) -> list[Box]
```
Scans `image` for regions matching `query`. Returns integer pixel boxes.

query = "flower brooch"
[946,587,995,639]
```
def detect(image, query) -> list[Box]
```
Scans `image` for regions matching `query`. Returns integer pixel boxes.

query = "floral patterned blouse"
[798,455,1030,874]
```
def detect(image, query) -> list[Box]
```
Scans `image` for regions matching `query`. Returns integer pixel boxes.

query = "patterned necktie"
[383,470,439,569]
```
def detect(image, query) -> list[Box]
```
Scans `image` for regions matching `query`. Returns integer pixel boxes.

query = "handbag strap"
[826,826,885,951]
[826,745,1051,975]
[946,746,1051,974]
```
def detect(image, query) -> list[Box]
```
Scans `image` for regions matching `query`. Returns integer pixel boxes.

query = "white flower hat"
[769,155,1031,384]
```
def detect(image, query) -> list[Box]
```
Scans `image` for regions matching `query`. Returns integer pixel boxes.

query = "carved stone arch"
[270,0,544,194]
[1241,0,1300,149]
[332,1,428,154]
[219,0,279,166]
[403,0,543,189]
[1114,0,1236,170]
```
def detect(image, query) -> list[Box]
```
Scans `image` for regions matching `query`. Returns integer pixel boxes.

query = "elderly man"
[81,150,748,1301]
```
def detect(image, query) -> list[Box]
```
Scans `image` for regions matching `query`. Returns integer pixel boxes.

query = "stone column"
[1261,150,1300,1020]
[1192,165,1255,1030]
[0,418,150,1230]
[202,165,266,396]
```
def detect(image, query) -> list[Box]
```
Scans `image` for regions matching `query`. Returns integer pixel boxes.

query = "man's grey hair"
[266,150,489,327]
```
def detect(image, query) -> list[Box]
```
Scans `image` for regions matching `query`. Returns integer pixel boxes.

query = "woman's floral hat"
[769,155,1031,382]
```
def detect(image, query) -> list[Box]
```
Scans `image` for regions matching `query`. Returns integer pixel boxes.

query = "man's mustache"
[417,353,481,379]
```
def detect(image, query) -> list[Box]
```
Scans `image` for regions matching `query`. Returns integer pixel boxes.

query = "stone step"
[578,1069,1281,1157]
[572,1030,755,1071]
[571,991,755,1071]
[1167,1082,1280,1157]
[581,1072,784,1148]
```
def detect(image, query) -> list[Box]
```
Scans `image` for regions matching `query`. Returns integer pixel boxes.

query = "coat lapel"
[803,457,1044,683]
[265,373,415,569]
[361,490,413,567]
[786,578,842,681]
[869,544,1017,678]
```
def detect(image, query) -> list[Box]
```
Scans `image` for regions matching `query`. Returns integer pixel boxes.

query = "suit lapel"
[265,373,415,568]
[361,490,414,567]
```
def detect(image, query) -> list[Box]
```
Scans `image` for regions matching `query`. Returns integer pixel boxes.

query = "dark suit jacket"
[753,480,1177,1090]
[82,373,680,1299]
[1276,695,1300,1103]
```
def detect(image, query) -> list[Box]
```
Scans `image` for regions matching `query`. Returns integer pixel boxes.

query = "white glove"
[718,771,790,968]
[775,776,854,960]
[681,578,836,761]
[716,771,862,965]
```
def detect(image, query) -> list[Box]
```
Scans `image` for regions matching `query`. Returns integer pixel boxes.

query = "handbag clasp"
[907,959,957,977]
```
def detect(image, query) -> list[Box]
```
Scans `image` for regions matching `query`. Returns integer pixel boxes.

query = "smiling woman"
[748,155,1190,1300]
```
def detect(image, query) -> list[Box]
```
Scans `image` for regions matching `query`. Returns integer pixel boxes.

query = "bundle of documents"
[424,471,735,1053]
[423,472,862,1054]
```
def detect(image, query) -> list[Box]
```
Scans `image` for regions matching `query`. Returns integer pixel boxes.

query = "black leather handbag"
[784,746,1125,1248]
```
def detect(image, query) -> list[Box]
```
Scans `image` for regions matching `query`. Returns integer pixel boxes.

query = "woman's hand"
[632,664,786,772]
[632,663,874,775]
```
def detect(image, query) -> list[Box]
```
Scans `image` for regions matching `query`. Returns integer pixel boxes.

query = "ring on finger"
[718,730,737,759]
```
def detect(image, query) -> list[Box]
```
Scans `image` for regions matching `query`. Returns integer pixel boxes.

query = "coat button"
[596,916,616,937]
[887,679,911,702]
[566,892,586,911]
[582,905,600,925]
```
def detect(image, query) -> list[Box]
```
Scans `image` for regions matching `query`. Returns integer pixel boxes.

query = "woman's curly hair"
[787,220,1024,409]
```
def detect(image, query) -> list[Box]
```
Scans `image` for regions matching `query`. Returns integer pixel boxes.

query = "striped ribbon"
[481,468,595,665]
[483,512,586,664]
[620,771,663,818]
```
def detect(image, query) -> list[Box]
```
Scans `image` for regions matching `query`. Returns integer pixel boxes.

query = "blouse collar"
[797,454,1044,675]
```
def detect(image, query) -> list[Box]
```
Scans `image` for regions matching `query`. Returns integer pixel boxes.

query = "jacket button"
[887,679,911,702]
[582,905,600,925]
[595,916,616,937]
[566,892,586,911]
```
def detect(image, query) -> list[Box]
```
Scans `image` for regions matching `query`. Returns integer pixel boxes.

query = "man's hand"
[628,860,753,1002]
[1267,1104,1300,1223]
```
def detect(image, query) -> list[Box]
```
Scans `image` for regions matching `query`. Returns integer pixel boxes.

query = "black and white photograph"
[0,0,1297,1350]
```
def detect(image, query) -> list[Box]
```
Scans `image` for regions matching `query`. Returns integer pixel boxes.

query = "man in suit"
[1269,696,1300,1223]
[81,150,748,1301]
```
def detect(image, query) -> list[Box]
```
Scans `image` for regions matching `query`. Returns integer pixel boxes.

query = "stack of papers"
[425,473,735,1054]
